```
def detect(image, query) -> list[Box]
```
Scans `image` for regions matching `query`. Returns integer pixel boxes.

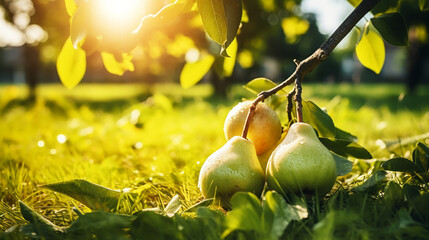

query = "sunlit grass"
[1,82,428,231]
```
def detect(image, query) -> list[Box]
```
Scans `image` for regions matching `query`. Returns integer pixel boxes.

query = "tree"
[398,0,429,92]
[57,0,421,96]
[0,0,70,98]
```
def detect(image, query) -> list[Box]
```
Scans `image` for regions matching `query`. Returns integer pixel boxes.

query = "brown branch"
[241,0,381,133]
[294,76,303,122]
[286,87,296,122]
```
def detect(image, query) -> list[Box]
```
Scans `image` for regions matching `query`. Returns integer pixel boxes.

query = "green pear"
[258,128,288,171]
[198,136,265,206]
[266,122,337,198]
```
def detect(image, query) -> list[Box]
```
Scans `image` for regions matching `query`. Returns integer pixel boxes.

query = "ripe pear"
[258,128,288,171]
[266,122,337,198]
[198,136,265,206]
[224,101,282,155]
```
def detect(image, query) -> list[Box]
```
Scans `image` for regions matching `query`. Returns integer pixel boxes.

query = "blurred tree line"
[0,0,428,97]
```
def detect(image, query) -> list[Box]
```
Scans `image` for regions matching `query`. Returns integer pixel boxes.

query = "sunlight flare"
[94,0,146,34]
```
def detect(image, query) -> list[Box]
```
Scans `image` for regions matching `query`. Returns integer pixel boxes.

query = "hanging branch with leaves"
[59,0,413,94]
[242,0,384,137]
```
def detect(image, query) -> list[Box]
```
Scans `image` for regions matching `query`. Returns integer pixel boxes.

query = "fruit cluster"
[198,100,337,206]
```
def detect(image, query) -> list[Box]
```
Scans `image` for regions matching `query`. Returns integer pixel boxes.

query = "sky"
[301,0,357,49]
[301,0,355,35]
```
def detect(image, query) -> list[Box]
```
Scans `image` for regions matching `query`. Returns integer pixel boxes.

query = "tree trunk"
[23,45,40,100]
[406,27,426,94]
[209,70,228,97]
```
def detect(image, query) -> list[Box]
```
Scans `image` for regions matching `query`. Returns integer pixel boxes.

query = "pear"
[198,136,265,206]
[257,128,288,171]
[224,101,282,155]
[266,122,337,198]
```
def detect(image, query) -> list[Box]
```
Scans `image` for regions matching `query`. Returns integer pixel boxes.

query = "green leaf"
[194,207,225,239]
[346,0,360,8]
[197,0,228,45]
[222,192,262,238]
[67,211,135,240]
[371,13,408,46]
[335,127,358,142]
[101,52,134,76]
[403,184,429,220]
[42,179,122,211]
[412,192,429,219]
[382,158,417,173]
[353,171,386,192]
[396,208,424,231]
[180,54,215,89]
[244,77,284,95]
[313,210,360,238]
[70,3,89,49]
[319,138,372,159]
[412,142,429,173]
[164,195,181,217]
[420,0,429,11]
[19,201,65,239]
[173,214,216,240]
[384,181,403,208]
[403,184,420,201]
[356,22,385,74]
[130,211,181,240]
[371,0,399,15]
[299,100,336,138]
[64,0,77,16]
[221,0,242,56]
[56,37,86,89]
[332,153,353,176]
[222,38,237,76]
[262,191,305,239]
[196,207,225,239]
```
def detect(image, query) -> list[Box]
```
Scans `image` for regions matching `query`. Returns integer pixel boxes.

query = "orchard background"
[1,0,429,239]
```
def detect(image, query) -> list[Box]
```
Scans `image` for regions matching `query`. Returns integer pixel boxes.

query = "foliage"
[56,38,87,89]
[355,22,386,74]
[53,0,424,88]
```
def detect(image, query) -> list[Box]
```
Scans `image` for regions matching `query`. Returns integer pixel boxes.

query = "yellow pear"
[224,101,282,155]
[257,128,288,171]
[198,136,265,206]
[266,122,337,198]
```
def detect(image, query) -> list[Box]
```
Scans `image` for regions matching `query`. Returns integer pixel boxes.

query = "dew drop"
[37,140,45,148]
[57,134,67,144]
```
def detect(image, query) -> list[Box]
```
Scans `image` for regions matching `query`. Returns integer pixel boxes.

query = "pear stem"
[294,77,303,122]
[241,94,265,139]
[286,87,296,122]
[241,0,380,131]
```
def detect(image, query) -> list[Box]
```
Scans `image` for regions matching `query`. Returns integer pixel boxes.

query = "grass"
[1,82,429,238]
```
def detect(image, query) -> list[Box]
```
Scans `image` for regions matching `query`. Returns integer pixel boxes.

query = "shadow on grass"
[1,83,428,115]
[303,83,429,112]
[0,93,152,116]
